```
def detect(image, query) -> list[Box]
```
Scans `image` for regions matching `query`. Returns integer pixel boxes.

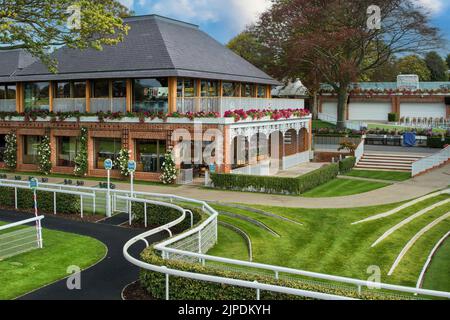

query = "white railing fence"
[318,113,367,131]
[412,146,450,177]
[0,216,44,260]
[122,192,450,300]
[354,139,365,164]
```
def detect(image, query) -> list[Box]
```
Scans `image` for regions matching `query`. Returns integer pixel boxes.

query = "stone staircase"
[355,153,424,172]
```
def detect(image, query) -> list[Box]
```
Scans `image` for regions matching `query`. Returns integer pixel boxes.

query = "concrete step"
[355,164,412,172]
[359,158,416,164]
[363,153,424,159]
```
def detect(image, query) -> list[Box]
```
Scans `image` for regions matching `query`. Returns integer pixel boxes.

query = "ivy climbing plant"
[4,132,17,170]
[37,135,52,175]
[115,148,131,177]
[74,127,88,176]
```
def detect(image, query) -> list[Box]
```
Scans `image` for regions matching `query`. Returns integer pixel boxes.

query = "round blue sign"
[104,159,113,170]
[29,178,38,190]
[128,160,136,172]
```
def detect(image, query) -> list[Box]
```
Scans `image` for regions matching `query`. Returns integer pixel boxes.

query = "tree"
[362,56,399,82]
[74,127,88,176]
[446,54,450,71]
[425,51,448,81]
[252,0,442,128]
[397,55,431,81]
[37,135,52,175]
[160,152,178,185]
[0,0,131,72]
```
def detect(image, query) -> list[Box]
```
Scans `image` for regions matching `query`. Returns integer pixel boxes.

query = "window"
[222,82,240,97]
[177,78,197,97]
[241,83,254,97]
[55,82,71,98]
[24,82,50,111]
[92,80,109,98]
[54,81,86,99]
[257,85,266,98]
[0,85,4,100]
[57,136,80,167]
[112,80,126,98]
[135,139,166,173]
[6,85,16,99]
[23,135,42,165]
[0,135,5,162]
[94,138,122,169]
[133,78,168,113]
[201,80,218,97]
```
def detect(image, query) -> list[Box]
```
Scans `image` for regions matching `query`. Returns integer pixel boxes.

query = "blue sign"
[128,160,137,172]
[29,178,38,190]
[209,164,216,174]
[104,159,113,170]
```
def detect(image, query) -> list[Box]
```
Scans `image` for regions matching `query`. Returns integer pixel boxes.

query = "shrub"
[37,135,52,175]
[339,157,356,174]
[74,127,88,176]
[211,163,339,195]
[114,148,131,177]
[139,248,402,300]
[131,203,202,234]
[0,186,80,214]
[388,113,399,122]
[427,136,450,149]
[4,132,17,170]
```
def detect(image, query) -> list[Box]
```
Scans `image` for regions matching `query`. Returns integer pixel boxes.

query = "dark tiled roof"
[5,15,279,85]
[0,49,36,79]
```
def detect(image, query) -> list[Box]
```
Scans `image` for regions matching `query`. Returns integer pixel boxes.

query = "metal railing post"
[14,187,17,209]
[80,195,84,219]
[53,192,57,215]
[255,281,260,300]
[144,203,147,228]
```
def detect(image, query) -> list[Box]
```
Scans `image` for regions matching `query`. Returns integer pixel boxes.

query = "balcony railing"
[90,98,126,113]
[0,99,16,112]
[176,97,305,115]
[53,98,86,113]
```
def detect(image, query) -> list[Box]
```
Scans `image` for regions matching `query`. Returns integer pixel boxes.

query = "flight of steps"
[355,153,424,172]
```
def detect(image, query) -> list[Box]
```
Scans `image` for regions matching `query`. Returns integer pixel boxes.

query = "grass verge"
[345,170,411,182]
[301,178,390,198]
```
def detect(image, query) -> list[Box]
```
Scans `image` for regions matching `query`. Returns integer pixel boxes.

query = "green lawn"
[312,120,336,130]
[0,223,106,300]
[208,225,249,261]
[302,178,390,198]
[345,170,411,182]
[422,238,450,292]
[209,194,450,291]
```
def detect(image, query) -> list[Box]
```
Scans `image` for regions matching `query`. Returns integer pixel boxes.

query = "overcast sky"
[119,0,449,54]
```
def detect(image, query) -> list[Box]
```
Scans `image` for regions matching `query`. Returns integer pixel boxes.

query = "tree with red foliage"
[253,0,442,129]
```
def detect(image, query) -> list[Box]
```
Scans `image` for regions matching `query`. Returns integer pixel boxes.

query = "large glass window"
[92,80,109,98]
[201,80,219,97]
[133,78,168,113]
[112,80,126,98]
[54,81,86,99]
[177,78,197,97]
[241,83,255,97]
[0,135,5,163]
[0,85,4,100]
[57,136,80,167]
[0,84,16,100]
[24,82,50,111]
[257,85,266,98]
[222,82,240,97]
[94,138,121,169]
[135,139,166,173]
[23,135,42,164]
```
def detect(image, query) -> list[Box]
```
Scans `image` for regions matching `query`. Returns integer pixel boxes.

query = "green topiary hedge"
[139,248,402,300]
[339,157,356,174]
[211,163,340,195]
[132,203,203,234]
[0,186,80,214]
[427,136,450,149]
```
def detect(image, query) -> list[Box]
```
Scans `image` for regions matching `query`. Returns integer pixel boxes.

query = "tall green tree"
[0,0,131,72]
[397,55,431,81]
[252,0,442,129]
[425,51,448,81]
[446,54,450,71]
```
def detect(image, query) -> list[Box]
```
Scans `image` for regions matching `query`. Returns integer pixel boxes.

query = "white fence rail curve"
[412,145,450,177]
[0,215,44,260]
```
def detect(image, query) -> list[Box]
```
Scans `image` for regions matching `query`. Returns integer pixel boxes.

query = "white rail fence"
[121,192,450,300]
[318,113,367,131]
[412,146,450,177]
[0,216,44,260]
[354,139,365,164]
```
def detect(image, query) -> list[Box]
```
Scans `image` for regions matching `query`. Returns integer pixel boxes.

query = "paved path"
[0,210,163,300]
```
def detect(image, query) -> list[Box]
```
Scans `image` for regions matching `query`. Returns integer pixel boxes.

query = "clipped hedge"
[427,136,450,149]
[339,157,356,174]
[0,186,80,214]
[211,163,340,195]
[139,248,402,300]
[131,203,202,234]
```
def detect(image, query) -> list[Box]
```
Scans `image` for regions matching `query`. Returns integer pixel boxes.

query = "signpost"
[29,178,42,248]
[104,159,113,217]
[128,160,136,225]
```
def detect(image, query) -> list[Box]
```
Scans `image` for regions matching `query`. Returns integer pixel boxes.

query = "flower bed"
[224,109,310,122]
